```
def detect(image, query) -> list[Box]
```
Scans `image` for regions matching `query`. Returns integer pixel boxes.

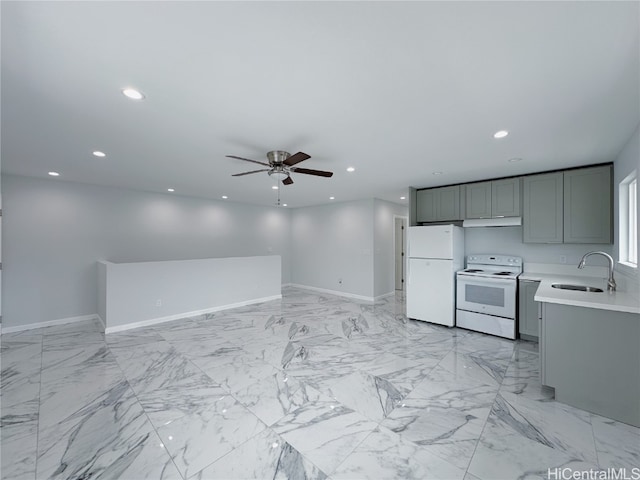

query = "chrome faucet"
[577,251,616,292]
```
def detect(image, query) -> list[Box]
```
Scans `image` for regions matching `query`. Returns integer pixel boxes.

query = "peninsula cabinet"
[540,302,639,427]
[523,165,612,244]
[465,178,520,219]
[416,185,461,223]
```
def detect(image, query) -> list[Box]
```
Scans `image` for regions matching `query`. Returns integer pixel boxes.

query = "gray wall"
[289,198,408,299]
[2,175,292,328]
[373,199,408,297]
[464,226,614,268]
[290,199,375,298]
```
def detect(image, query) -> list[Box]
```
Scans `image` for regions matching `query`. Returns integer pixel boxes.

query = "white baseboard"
[288,284,395,302]
[288,283,376,302]
[374,291,396,301]
[105,294,282,334]
[1,314,100,334]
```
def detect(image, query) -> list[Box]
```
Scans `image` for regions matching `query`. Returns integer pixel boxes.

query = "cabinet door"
[523,172,563,243]
[540,303,547,385]
[465,182,492,219]
[563,165,612,244]
[492,178,521,217]
[518,280,539,339]
[416,189,437,223]
[436,186,461,221]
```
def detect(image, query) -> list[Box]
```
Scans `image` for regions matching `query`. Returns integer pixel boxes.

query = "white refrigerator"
[406,225,464,327]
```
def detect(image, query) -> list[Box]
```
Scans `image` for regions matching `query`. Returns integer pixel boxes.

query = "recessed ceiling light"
[221,195,228,199]
[48,171,60,176]
[508,157,523,163]
[122,88,145,100]
[167,188,175,192]
[272,185,279,190]
[92,151,106,158]
[432,171,443,176]
[329,196,335,200]
[282,203,288,207]
[494,130,509,139]
[346,167,355,172]
[400,196,406,200]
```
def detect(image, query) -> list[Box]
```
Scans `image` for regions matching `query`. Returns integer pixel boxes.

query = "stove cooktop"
[458,254,523,279]
[458,269,520,279]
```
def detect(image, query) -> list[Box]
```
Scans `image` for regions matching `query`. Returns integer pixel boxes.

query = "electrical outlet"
[155,299,162,307]
[559,255,567,264]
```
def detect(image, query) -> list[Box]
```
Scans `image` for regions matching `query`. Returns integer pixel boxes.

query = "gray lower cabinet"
[540,302,640,427]
[518,280,539,340]
[523,172,563,243]
[564,165,612,243]
[416,185,461,222]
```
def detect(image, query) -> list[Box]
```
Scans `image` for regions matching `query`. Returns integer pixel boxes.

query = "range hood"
[462,217,522,228]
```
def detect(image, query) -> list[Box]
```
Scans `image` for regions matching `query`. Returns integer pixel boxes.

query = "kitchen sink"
[551,283,603,293]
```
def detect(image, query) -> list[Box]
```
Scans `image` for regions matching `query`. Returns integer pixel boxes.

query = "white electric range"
[456,254,523,339]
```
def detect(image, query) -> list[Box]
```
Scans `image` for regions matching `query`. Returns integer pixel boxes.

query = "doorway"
[394,216,407,290]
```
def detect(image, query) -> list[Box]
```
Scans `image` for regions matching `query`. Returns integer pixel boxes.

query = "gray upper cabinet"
[464,182,492,218]
[492,178,521,217]
[416,185,461,223]
[437,186,461,221]
[416,189,437,223]
[413,163,612,241]
[523,172,563,243]
[523,166,612,244]
[563,165,612,244]
[465,178,520,219]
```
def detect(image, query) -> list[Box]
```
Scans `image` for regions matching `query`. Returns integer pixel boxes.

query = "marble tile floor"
[1,287,638,480]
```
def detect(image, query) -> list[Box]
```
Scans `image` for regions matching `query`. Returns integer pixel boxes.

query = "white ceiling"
[2,1,639,208]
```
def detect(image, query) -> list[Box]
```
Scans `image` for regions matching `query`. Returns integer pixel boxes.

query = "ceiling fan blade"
[283,152,311,166]
[282,176,294,185]
[226,155,270,167]
[290,167,334,178]
[232,169,270,176]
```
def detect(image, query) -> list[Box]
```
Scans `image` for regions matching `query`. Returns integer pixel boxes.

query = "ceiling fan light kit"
[226,150,334,186]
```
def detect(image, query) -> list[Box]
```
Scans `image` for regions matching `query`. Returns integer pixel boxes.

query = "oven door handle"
[456,276,516,287]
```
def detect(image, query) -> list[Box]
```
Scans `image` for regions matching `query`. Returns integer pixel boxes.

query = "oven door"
[456,274,516,319]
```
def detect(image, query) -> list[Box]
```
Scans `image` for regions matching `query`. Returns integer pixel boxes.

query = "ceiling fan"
[226,150,333,185]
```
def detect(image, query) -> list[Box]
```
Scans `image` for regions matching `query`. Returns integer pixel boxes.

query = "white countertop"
[520,272,640,315]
